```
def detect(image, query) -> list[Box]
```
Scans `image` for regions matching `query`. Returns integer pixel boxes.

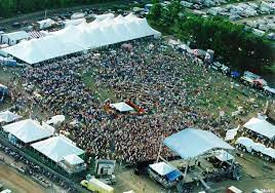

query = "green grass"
[82,69,116,103]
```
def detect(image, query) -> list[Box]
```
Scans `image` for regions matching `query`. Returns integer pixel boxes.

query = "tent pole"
[183,160,189,181]
[156,135,163,163]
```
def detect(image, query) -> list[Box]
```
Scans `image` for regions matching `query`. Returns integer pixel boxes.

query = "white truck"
[81,178,114,193]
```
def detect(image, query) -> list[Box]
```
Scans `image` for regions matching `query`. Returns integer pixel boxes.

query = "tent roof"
[31,136,84,163]
[149,162,176,176]
[163,128,234,159]
[110,102,134,112]
[46,115,65,125]
[3,119,54,143]
[225,128,238,141]
[236,137,275,159]
[64,154,84,165]
[2,31,29,41]
[0,110,22,123]
[3,13,160,64]
[244,117,275,140]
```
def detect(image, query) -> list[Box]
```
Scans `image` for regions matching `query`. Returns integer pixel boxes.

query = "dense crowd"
[15,37,258,164]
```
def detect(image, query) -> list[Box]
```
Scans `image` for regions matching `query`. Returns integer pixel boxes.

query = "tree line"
[147,0,274,72]
[0,0,115,18]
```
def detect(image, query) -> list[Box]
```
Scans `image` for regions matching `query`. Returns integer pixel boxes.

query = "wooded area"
[147,0,274,72]
[0,0,114,18]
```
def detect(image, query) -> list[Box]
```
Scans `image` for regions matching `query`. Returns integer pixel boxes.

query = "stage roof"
[163,128,234,159]
[110,102,134,112]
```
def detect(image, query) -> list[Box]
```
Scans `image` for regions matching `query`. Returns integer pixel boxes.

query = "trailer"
[81,178,114,193]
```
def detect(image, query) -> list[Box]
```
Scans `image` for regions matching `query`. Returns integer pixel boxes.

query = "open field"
[0,163,47,193]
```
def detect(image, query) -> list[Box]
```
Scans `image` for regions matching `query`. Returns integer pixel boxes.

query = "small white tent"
[0,110,22,123]
[110,102,134,112]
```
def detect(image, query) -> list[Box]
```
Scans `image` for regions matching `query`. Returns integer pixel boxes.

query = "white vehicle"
[241,71,260,84]
[0,189,12,193]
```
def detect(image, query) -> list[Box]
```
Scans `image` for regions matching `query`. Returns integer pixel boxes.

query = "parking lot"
[180,0,275,39]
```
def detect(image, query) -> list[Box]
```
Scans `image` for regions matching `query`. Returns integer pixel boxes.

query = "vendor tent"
[3,119,54,143]
[225,128,238,141]
[163,128,234,159]
[236,137,275,159]
[31,136,84,163]
[244,117,275,140]
[0,110,22,123]
[149,162,182,182]
[235,137,254,152]
[149,162,175,176]
[3,13,161,64]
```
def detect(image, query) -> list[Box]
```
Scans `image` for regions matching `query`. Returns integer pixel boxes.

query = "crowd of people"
[8,37,262,165]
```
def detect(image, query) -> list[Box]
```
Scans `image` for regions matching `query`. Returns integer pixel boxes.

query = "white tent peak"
[3,119,54,143]
[3,13,161,64]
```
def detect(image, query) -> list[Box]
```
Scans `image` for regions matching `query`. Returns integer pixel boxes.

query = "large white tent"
[31,136,84,163]
[3,13,160,64]
[163,128,234,159]
[3,119,54,143]
[244,117,275,140]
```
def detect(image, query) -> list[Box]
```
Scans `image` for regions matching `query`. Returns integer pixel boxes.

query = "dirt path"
[0,164,47,193]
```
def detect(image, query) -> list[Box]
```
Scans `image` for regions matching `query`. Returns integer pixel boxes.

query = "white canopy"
[46,115,65,125]
[3,119,54,143]
[3,13,160,64]
[2,31,29,41]
[110,102,134,112]
[225,128,238,141]
[37,18,55,29]
[64,154,84,165]
[163,128,234,159]
[244,117,275,140]
[236,137,275,158]
[31,136,84,163]
[0,110,22,123]
[149,162,176,176]
[215,150,234,161]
